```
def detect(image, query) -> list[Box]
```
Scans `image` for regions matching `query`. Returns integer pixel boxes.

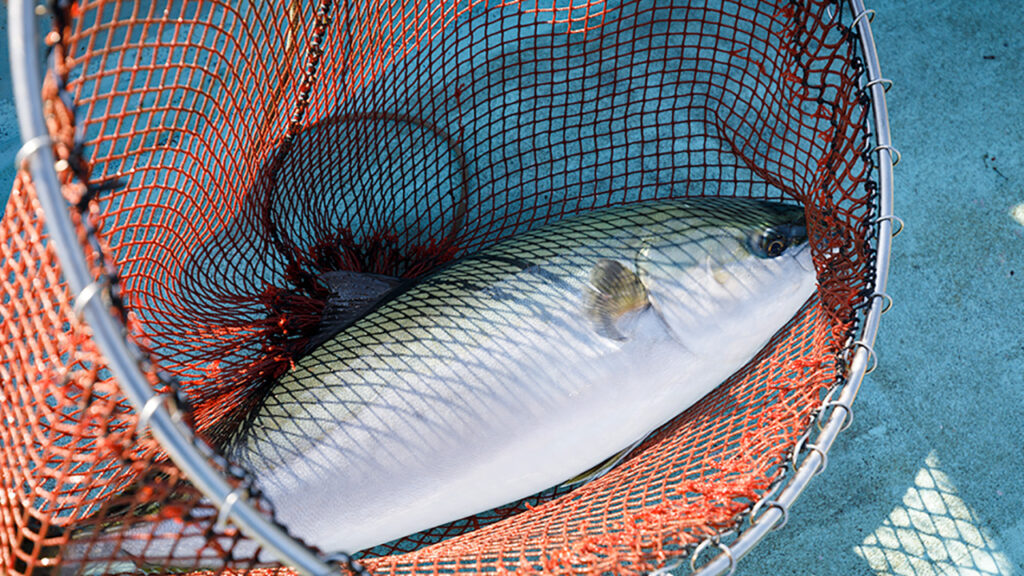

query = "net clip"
[72,277,112,321]
[136,392,173,433]
[851,339,879,374]
[851,8,876,29]
[750,498,789,532]
[689,536,736,576]
[865,77,894,92]
[324,552,366,576]
[875,214,905,238]
[872,144,902,167]
[869,291,894,315]
[14,134,53,172]
[215,486,250,533]
[792,432,829,476]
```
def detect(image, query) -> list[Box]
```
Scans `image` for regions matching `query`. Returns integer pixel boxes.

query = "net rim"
[7,1,343,575]
[6,0,897,574]
[689,0,896,572]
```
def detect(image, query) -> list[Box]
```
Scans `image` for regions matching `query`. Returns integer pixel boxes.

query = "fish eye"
[751,229,789,259]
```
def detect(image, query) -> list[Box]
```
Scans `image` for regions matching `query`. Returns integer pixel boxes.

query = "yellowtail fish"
[63,197,815,570]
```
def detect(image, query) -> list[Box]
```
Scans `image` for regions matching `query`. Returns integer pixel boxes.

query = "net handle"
[689,0,897,573]
[7,2,342,574]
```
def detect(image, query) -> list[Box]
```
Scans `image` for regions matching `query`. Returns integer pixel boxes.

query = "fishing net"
[0,0,895,574]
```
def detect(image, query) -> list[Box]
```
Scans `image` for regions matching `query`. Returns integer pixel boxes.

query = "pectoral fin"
[583,259,649,340]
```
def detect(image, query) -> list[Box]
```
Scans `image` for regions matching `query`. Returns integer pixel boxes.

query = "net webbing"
[0,0,876,574]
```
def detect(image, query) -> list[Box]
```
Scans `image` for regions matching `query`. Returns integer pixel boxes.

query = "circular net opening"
[1,0,885,574]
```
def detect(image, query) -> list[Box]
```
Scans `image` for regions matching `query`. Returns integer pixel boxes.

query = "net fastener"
[871,144,901,167]
[865,77,894,92]
[792,433,829,477]
[324,552,366,576]
[869,291,894,315]
[874,214,905,238]
[71,277,111,321]
[215,486,250,532]
[851,339,878,374]
[819,400,855,432]
[690,536,736,576]
[14,134,53,172]
[751,498,789,532]
[136,392,172,433]
[851,8,876,29]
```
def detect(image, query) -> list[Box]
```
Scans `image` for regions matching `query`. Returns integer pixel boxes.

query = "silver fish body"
[226,196,817,554]
[60,197,816,572]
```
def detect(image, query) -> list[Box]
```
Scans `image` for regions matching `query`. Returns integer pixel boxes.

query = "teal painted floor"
[740,1,1024,574]
[2,1,1021,575]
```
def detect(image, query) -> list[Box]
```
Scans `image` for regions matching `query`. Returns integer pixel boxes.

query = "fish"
[227,196,816,553]
[61,196,816,571]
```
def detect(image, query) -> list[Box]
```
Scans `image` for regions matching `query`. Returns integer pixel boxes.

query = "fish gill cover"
[0,0,877,574]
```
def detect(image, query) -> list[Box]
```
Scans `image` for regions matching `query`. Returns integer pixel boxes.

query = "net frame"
[689,1,897,572]
[3,0,898,574]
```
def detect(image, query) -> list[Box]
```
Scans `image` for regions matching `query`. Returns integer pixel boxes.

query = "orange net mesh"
[1,0,878,574]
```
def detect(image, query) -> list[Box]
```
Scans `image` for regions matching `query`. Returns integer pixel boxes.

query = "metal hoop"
[805,444,829,476]
[872,144,901,167]
[874,214,905,238]
[324,553,365,575]
[14,134,52,171]
[865,77,894,92]
[690,538,736,576]
[819,400,855,432]
[135,392,169,433]
[823,5,837,25]
[851,8,875,29]
[215,487,249,532]
[71,278,111,321]
[870,291,894,314]
[792,432,829,476]
[751,499,789,532]
[852,339,878,374]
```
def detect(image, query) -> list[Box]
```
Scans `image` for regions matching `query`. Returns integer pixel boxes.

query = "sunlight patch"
[854,451,1013,575]
[1012,203,1024,227]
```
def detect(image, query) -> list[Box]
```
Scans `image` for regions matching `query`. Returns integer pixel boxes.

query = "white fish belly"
[236,248,816,554]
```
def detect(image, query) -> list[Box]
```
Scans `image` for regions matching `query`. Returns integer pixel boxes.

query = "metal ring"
[823,5,838,25]
[870,291,894,314]
[872,144,902,167]
[325,553,366,575]
[851,8,876,29]
[802,443,829,476]
[136,393,169,433]
[215,487,249,532]
[874,214,905,238]
[752,499,789,532]
[14,134,53,172]
[689,537,736,576]
[865,77,894,92]
[71,278,110,321]
[819,400,855,432]
[852,339,878,374]
[791,432,828,476]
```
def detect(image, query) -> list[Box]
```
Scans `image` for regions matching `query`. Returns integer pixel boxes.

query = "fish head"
[636,199,817,358]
